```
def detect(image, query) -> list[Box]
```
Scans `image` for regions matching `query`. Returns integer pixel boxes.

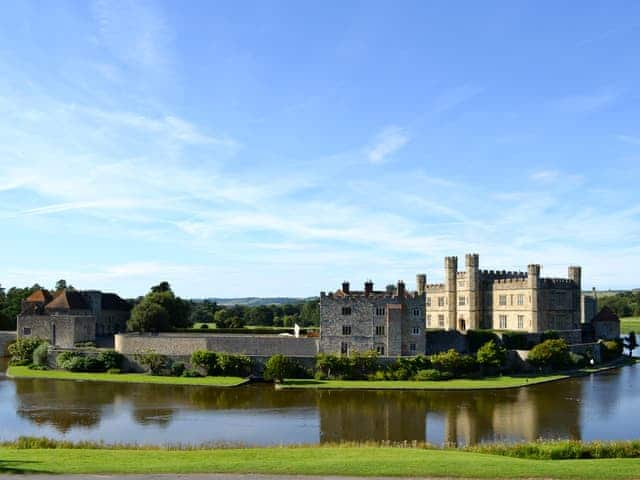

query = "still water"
[1,358,639,446]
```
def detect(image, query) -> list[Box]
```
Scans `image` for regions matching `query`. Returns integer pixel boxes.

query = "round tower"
[445,256,458,331]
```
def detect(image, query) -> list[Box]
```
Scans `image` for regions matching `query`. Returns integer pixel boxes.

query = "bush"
[315,354,353,380]
[501,332,532,350]
[527,339,571,371]
[170,362,186,377]
[476,340,506,374]
[83,357,106,372]
[32,342,49,368]
[136,350,168,375]
[181,369,202,378]
[97,350,123,370]
[467,330,500,352]
[190,350,219,375]
[200,324,209,329]
[217,354,252,377]
[264,354,294,383]
[65,356,88,372]
[602,340,623,361]
[9,338,45,366]
[569,352,587,368]
[107,368,121,374]
[414,369,452,381]
[350,351,379,379]
[541,330,560,342]
[431,349,478,376]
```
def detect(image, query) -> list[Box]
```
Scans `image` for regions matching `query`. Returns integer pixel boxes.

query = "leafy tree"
[127,299,170,333]
[623,331,638,358]
[299,300,319,326]
[8,337,45,365]
[150,281,172,293]
[0,285,41,330]
[527,339,571,371]
[476,340,506,374]
[54,279,73,291]
[191,350,218,375]
[264,354,295,383]
[214,309,245,328]
[189,303,214,325]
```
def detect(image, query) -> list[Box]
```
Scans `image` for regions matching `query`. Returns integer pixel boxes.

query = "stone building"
[16,288,131,347]
[320,280,426,356]
[425,254,584,333]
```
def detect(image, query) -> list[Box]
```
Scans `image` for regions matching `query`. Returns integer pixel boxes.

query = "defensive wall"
[0,331,16,357]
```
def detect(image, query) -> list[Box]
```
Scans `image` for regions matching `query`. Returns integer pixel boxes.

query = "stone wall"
[17,315,95,348]
[425,330,468,354]
[594,320,620,341]
[115,333,319,357]
[0,331,16,357]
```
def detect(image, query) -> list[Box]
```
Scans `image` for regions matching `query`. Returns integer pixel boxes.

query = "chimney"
[397,280,405,298]
[416,274,426,295]
[364,280,374,296]
[341,281,350,294]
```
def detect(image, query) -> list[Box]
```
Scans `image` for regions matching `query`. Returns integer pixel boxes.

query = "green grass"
[279,374,569,390]
[621,317,640,334]
[1,445,639,478]
[6,366,247,387]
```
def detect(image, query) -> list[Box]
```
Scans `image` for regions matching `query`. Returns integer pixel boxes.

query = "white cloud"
[367,126,409,164]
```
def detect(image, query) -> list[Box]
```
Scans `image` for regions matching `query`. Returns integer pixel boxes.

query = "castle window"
[427,315,431,327]
[341,306,352,315]
[22,327,31,336]
[412,308,421,317]
[517,294,525,305]
[499,295,507,306]
[376,345,385,355]
[458,296,466,306]
[342,325,352,335]
[375,307,386,316]
[438,314,445,327]
[340,342,350,355]
[375,325,385,336]
[426,297,431,306]
[437,297,445,307]
[517,315,524,329]
[409,343,417,353]
[412,326,420,335]
[499,315,507,329]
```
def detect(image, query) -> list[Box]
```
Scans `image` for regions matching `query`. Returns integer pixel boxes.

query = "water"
[1,358,639,446]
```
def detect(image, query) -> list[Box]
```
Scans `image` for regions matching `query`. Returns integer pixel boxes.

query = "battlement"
[426,283,445,290]
[541,278,578,289]
[491,277,529,285]
[480,269,528,280]
[456,272,467,278]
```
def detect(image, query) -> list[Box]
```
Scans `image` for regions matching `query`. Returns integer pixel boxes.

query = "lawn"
[0,446,639,478]
[620,317,640,334]
[279,374,568,390]
[6,366,247,387]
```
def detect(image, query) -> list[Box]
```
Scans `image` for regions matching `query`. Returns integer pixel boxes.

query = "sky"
[1,1,639,298]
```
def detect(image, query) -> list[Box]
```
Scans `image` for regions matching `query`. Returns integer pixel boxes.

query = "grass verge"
[1,443,640,478]
[621,317,640,334]
[6,366,247,387]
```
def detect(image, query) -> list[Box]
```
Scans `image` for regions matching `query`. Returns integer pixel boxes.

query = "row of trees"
[598,291,640,318]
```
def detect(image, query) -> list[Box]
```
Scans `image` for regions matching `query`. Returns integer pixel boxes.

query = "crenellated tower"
[465,253,480,330]
[568,266,582,324]
[445,256,458,331]
[528,264,541,331]
[416,274,426,295]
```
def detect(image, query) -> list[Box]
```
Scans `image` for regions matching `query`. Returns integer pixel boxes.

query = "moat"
[1,358,639,446]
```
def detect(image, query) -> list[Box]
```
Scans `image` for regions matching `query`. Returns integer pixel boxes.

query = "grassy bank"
[279,374,568,390]
[6,366,247,387]
[621,316,640,334]
[1,443,640,478]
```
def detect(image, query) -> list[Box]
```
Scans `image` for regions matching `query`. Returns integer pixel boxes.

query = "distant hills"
[194,297,316,306]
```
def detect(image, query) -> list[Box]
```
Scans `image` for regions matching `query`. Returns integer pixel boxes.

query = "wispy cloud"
[367,126,409,164]
[555,89,619,113]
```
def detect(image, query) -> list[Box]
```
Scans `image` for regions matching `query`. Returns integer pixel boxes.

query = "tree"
[264,354,295,383]
[127,299,170,333]
[527,339,571,371]
[476,340,506,374]
[300,300,320,326]
[144,285,192,329]
[624,331,638,358]
[150,281,172,293]
[54,279,73,291]
[189,303,214,325]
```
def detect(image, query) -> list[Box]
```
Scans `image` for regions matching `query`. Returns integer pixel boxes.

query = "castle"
[320,254,600,356]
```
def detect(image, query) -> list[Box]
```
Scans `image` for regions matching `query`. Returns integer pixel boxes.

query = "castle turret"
[397,280,405,299]
[416,274,426,295]
[364,280,373,296]
[445,256,458,331]
[465,253,480,329]
[528,264,541,331]
[568,266,582,324]
[341,281,350,294]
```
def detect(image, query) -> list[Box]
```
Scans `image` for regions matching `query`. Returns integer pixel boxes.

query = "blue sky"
[1,1,639,298]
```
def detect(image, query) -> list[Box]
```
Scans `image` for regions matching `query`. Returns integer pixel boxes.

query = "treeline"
[597,291,640,318]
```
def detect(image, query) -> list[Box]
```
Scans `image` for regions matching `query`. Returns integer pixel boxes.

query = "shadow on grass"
[0,459,51,474]
[283,380,324,385]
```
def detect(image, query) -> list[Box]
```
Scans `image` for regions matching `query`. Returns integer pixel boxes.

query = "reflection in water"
[1,359,639,446]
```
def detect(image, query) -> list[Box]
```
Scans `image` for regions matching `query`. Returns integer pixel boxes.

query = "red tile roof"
[45,289,90,312]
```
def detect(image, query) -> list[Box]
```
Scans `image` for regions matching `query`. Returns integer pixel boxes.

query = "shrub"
[217,354,252,377]
[467,330,500,352]
[368,370,387,381]
[181,369,202,378]
[136,350,168,375]
[431,349,478,376]
[602,340,623,361]
[315,354,353,379]
[350,351,379,378]
[413,369,451,381]
[97,350,123,370]
[569,352,587,368]
[200,324,209,329]
[9,338,45,366]
[501,332,531,350]
[32,342,49,368]
[527,339,571,371]
[65,356,88,372]
[170,361,186,377]
[476,340,506,374]
[541,330,560,342]
[83,357,106,372]
[190,350,219,375]
[56,351,79,369]
[264,354,294,383]
[107,368,121,374]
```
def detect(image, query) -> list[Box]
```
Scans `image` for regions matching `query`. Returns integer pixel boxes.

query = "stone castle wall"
[17,315,95,348]
[0,331,16,357]
[115,333,319,357]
